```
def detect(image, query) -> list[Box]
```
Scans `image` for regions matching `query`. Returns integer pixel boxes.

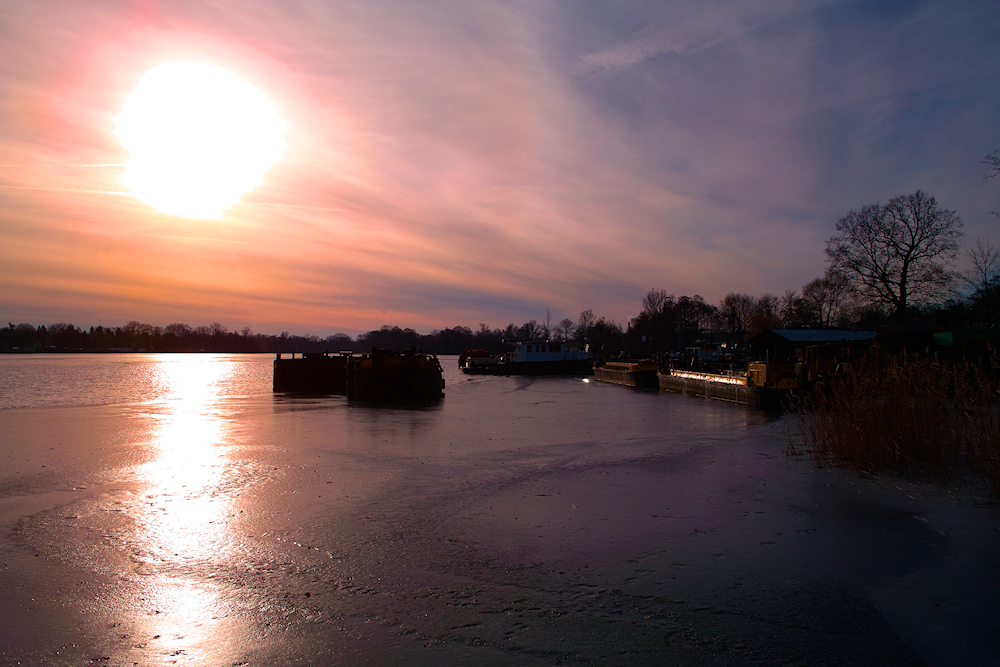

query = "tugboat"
[274,348,443,400]
[458,340,592,376]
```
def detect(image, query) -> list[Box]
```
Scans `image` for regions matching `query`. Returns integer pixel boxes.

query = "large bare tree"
[826,190,963,323]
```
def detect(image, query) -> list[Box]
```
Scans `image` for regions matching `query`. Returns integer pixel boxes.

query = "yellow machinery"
[746,362,798,390]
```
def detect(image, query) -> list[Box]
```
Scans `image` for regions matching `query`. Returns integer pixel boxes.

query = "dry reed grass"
[788,352,1000,497]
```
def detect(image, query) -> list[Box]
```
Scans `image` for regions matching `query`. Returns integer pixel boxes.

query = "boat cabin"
[507,340,589,363]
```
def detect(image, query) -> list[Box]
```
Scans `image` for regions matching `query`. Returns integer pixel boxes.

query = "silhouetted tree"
[801,271,853,328]
[588,317,624,355]
[826,190,963,323]
[963,238,1000,323]
[747,293,782,336]
[985,148,1000,217]
[518,320,543,341]
[719,293,756,341]
[558,318,575,341]
[577,309,597,339]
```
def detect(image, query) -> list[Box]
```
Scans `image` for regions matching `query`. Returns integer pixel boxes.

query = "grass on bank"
[787,353,1000,498]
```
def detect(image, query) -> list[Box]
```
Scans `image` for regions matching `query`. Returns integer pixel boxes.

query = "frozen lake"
[0,354,997,665]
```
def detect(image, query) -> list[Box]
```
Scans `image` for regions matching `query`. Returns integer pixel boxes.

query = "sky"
[1,0,998,337]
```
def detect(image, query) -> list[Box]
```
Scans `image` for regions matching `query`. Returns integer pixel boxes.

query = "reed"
[788,352,1000,497]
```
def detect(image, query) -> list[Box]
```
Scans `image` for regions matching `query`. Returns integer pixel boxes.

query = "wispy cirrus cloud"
[580,0,840,74]
[1,0,998,334]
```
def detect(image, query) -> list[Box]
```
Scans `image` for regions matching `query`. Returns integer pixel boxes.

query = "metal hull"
[274,350,443,401]
[460,358,593,376]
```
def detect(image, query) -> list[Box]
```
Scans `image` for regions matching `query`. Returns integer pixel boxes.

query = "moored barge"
[459,340,592,376]
[274,348,444,400]
[593,361,659,388]
[658,367,781,408]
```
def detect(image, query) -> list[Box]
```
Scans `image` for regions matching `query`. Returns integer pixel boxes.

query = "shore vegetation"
[787,352,1000,498]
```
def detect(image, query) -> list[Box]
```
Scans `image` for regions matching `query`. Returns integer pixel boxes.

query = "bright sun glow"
[115,62,286,219]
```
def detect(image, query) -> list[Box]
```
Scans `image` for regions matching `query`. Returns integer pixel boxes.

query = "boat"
[658,367,778,408]
[349,348,445,401]
[457,349,499,373]
[593,360,659,388]
[458,340,592,376]
[274,348,444,400]
[273,351,350,393]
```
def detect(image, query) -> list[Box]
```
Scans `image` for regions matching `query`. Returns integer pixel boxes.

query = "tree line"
[0,310,627,356]
[4,178,998,357]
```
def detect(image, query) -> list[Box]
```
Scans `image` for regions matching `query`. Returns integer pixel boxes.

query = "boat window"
[526,345,532,353]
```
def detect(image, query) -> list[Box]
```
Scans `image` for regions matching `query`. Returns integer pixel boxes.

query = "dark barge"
[274,348,444,400]
[593,361,659,388]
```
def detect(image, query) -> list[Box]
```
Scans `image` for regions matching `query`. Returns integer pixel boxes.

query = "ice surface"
[1,355,997,665]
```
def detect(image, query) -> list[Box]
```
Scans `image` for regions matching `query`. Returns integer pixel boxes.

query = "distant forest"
[0,312,625,356]
[2,278,995,357]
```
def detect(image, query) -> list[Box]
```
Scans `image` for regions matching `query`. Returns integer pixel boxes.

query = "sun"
[115,62,286,219]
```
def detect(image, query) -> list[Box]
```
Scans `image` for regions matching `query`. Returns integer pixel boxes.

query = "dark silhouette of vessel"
[458,340,592,375]
[274,348,443,400]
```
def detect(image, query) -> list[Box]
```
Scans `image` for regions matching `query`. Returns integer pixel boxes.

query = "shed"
[748,329,876,363]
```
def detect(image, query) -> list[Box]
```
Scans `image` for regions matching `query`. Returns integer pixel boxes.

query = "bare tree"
[985,149,1000,178]
[963,238,1000,322]
[165,322,192,338]
[779,289,799,327]
[520,319,542,341]
[558,318,575,341]
[642,288,671,317]
[747,293,782,335]
[986,149,1000,217]
[801,271,853,328]
[577,309,597,339]
[719,293,756,340]
[826,190,963,323]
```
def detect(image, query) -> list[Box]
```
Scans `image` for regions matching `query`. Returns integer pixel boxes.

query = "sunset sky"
[1,0,999,336]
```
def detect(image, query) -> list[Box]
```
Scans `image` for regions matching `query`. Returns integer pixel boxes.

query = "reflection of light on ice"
[140,357,234,557]
[150,577,221,638]
[134,356,240,657]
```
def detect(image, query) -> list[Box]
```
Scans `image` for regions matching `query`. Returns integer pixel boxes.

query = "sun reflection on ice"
[142,356,232,552]
[133,355,242,660]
